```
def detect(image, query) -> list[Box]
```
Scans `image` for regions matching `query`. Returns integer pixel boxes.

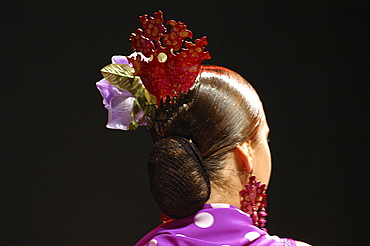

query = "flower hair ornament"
[96,11,211,130]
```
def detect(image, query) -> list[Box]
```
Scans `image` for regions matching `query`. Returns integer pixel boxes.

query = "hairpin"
[97,11,211,130]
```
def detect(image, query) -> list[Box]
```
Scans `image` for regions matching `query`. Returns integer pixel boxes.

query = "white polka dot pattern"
[265,235,281,242]
[148,238,158,246]
[134,204,297,246]
[210,203,231,208]
[194,212,214,228]
[244,231,260,241]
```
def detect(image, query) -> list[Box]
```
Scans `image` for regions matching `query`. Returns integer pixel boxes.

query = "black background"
[2,1,369,245]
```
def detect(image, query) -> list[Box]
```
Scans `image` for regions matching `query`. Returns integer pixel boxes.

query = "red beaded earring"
[240,176,268,231]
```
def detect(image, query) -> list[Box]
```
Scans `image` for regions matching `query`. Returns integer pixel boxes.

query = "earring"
[240,176,268,231]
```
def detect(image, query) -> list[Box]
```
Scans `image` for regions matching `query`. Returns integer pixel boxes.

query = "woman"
[97,11,310,246]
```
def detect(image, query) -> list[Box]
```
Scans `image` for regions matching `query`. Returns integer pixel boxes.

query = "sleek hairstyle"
[147,65,264,218]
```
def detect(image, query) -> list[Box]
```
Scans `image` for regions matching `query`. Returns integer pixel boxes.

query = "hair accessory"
[240,176,268,231]
[97,54,156,130]
[97,11,211,130]
[128,10,211,103]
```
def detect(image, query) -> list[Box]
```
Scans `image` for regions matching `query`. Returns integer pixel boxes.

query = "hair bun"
[148,136,210,218]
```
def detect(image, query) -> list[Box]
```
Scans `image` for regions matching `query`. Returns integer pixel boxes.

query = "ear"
[235,142,253,174]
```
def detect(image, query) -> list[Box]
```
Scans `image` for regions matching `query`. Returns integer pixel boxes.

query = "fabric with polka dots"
[135,203,297,246]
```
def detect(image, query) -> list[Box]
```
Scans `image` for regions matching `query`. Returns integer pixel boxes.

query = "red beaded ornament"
[240,176,268,231]
[128,11,211,104]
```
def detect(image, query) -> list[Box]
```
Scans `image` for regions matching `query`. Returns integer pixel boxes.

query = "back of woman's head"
[147,65,264,218]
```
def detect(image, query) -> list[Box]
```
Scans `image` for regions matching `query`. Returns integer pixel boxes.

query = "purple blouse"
[136,203,297,246]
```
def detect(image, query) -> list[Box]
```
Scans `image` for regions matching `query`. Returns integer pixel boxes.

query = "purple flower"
[96,55,146,130]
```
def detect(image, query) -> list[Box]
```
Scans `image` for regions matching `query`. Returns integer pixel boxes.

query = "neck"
[206,182,242,208]
[205,151,247,208]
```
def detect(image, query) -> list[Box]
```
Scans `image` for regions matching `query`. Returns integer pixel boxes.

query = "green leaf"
[101,64,137,91]
[101,63,157,130]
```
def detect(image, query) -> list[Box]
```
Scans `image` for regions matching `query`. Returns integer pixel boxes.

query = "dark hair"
[147,65,263,218]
